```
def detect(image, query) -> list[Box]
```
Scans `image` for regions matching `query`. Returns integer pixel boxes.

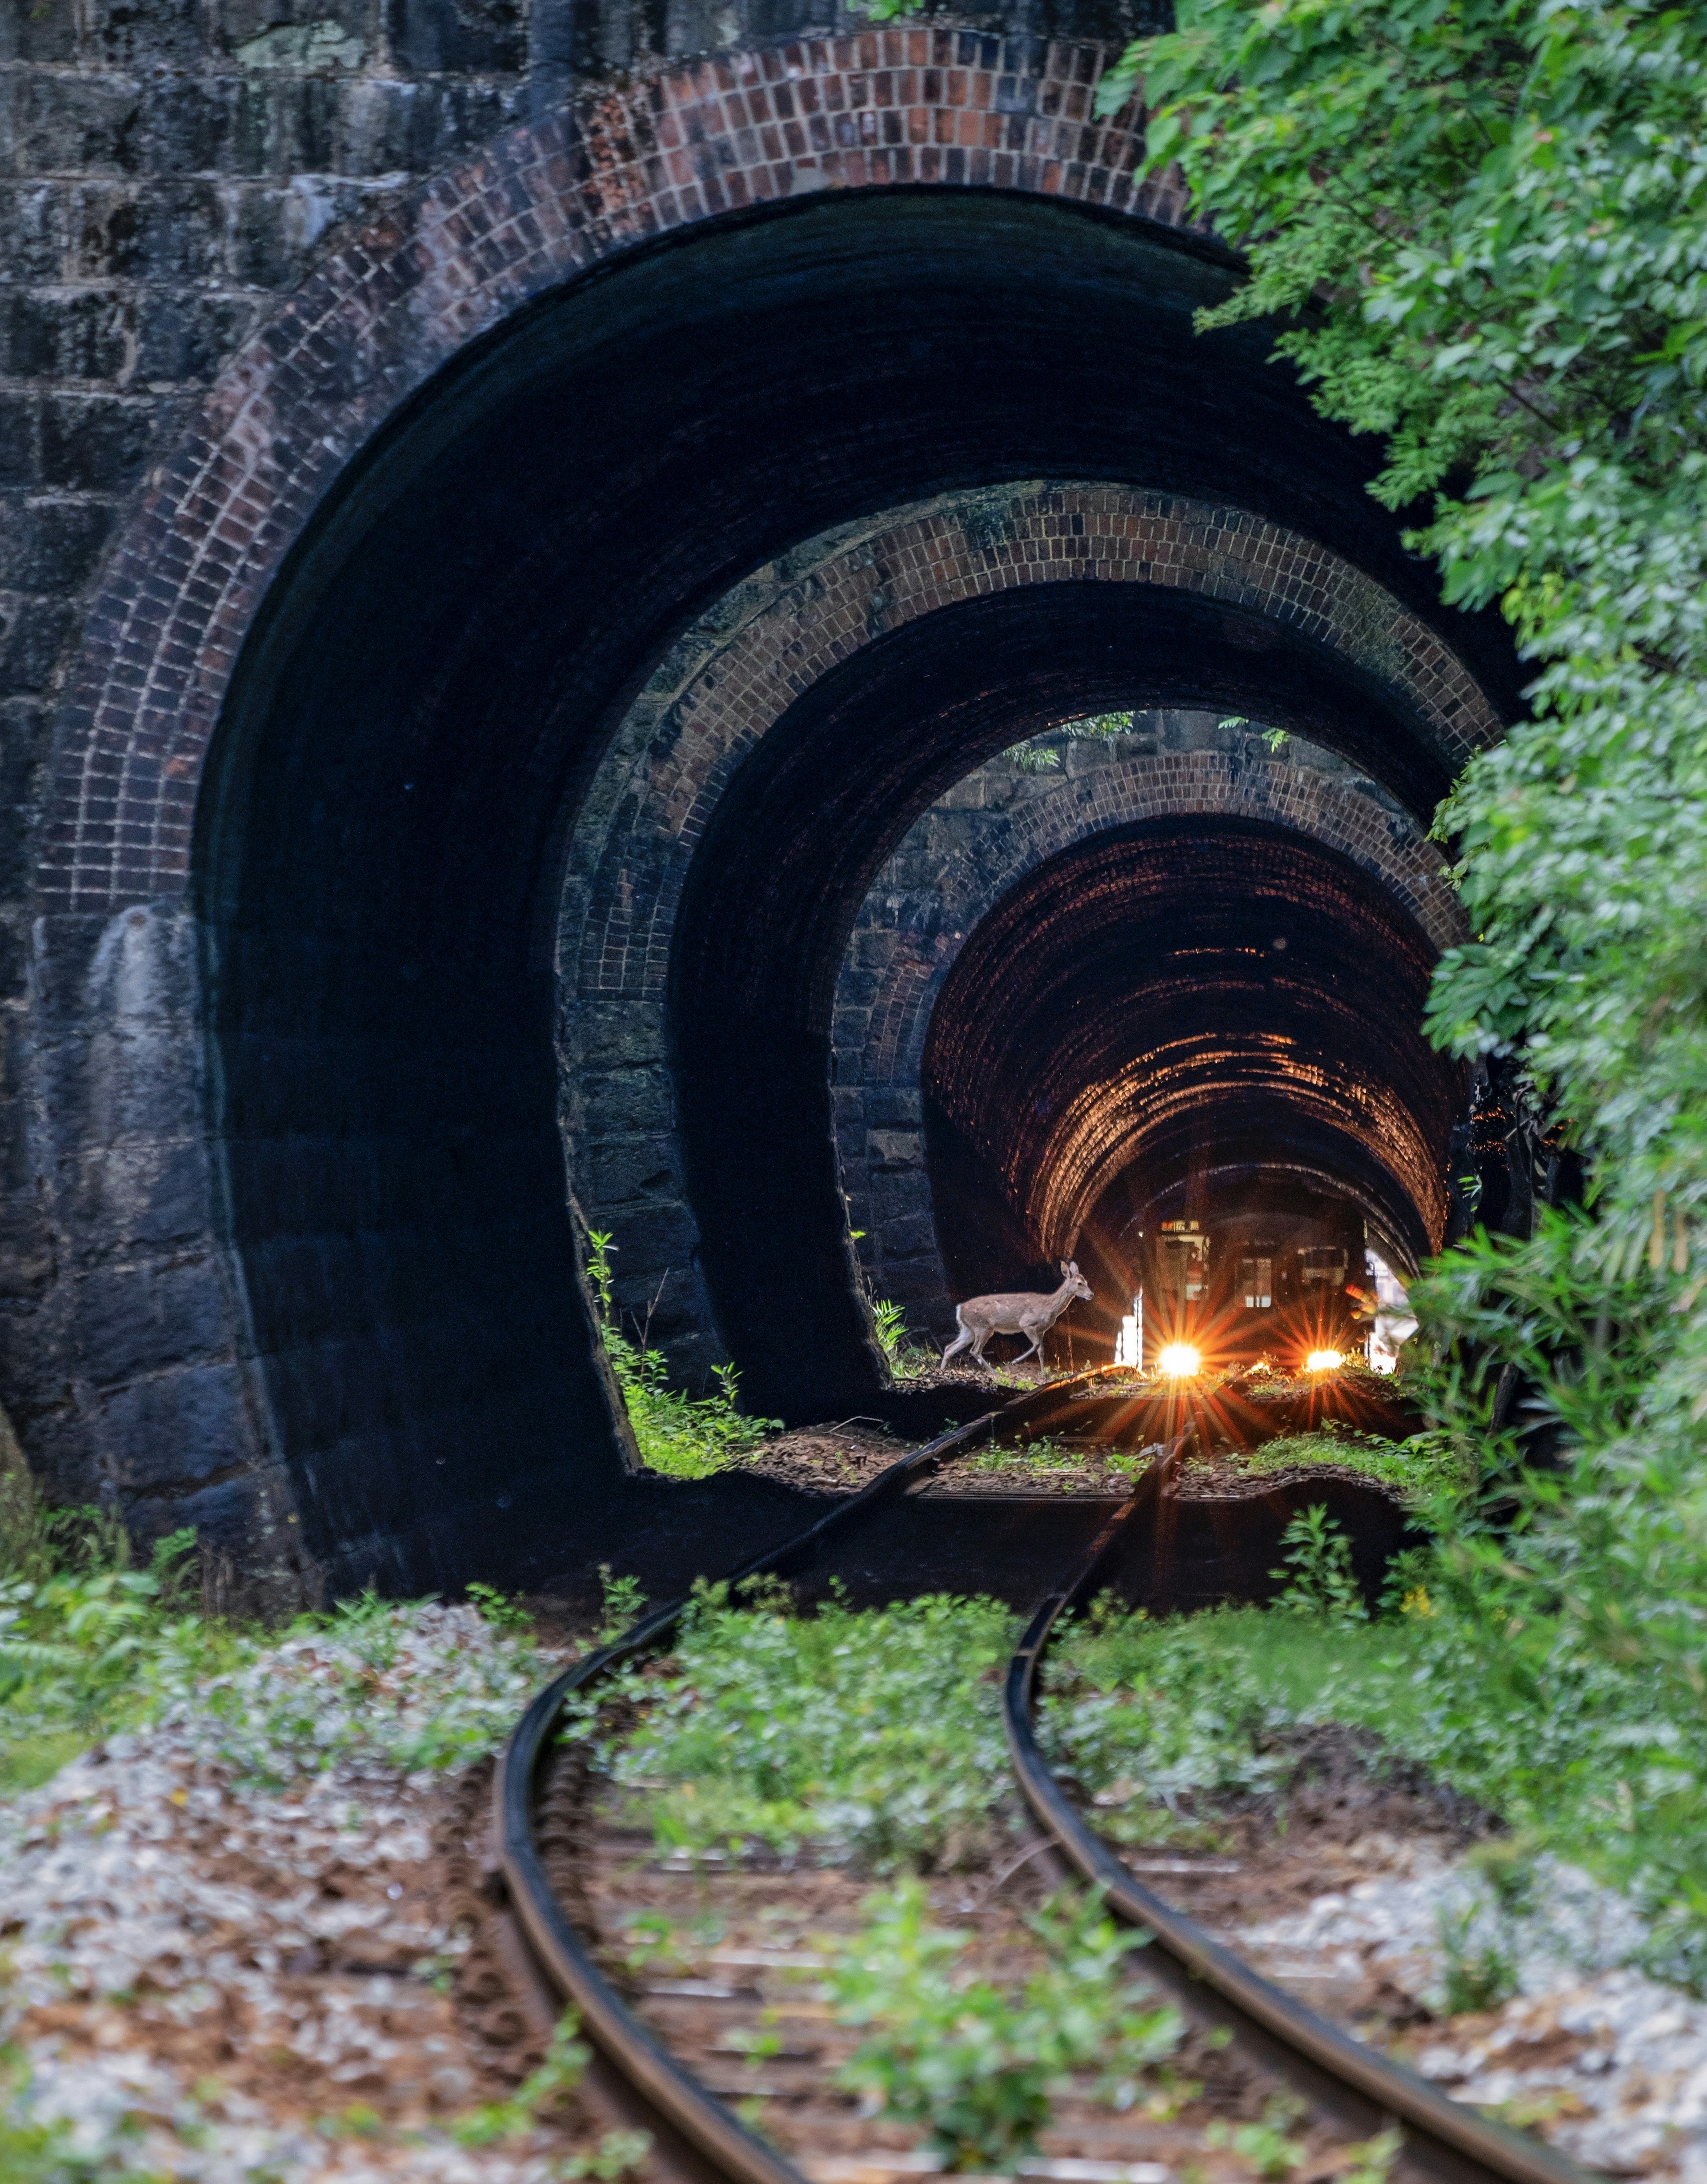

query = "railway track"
[488,1373,1595,2184]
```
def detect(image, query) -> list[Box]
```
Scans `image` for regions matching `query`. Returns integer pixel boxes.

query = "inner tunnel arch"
[919,814,1461,1319]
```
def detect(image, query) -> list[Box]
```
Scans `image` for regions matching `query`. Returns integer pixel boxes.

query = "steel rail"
[497,1384,1596,2184]
[496,1368,1121,2184]
[1001,1469,1597,2184]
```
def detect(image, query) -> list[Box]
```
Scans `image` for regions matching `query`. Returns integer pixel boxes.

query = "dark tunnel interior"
[920,815,1463,1333]
[193,187,1516,1593]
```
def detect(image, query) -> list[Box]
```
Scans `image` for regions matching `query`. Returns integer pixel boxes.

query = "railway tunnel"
[16,21,1520,1606]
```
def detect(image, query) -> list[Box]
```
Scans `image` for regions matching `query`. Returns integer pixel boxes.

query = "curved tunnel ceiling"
[920,817,1463,1283]
[195,187,1515,1578]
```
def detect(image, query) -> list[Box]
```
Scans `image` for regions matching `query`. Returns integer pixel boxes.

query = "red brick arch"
[853,743,1470,1096]
[562,484,1499,1008]
[40,30,1171,917]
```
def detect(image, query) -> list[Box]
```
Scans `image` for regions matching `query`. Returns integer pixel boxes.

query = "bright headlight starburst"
[1156,1342,1201,1379]
[1305,1349,1344,1373]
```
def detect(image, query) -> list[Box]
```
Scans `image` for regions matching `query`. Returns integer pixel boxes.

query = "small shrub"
[830,1879,1180,2172]
[1269,1506,1366,1627]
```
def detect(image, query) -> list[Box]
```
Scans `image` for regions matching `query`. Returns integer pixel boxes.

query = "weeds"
[1040,1612,1285,1839]
[588,1231,779,1478]
[829,1879,1180,2172]
[450,2012,589,2144]
[1230,1427,1471,1508]
[608,1587,1019,1870]
[872,1297,935,1381]
[1269,1507,1366,1627]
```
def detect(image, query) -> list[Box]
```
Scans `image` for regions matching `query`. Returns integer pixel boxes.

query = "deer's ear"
[1060,1259,1071,1275]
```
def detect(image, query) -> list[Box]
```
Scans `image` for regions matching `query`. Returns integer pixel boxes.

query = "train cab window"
[1239,1257,1273,1310]
[1299,1247,1348,1289]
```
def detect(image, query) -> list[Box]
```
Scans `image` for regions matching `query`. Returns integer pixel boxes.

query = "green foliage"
[609,1589,1020,1869]
[561,2129,655,2181]
[587,1230,780,1478]
[1269,1506,1368,1627]
[1435,1895,1521,2015]
[829,1879,1180,2172]
[449,2013,590,2144]
[1229,1426,1471,1507]
[596,1563,648,1645]
[1118,1,1707,1245]
[1041,1610,1286,1835]
[1004,711,1137,771]
[1093,0,1707,1987]
[871,1296,934,1380]
[1205,2097,1309,2181]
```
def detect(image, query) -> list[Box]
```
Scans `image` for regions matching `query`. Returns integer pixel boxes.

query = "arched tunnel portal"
[29,39,1520,1598]
[919,815,1462,1330]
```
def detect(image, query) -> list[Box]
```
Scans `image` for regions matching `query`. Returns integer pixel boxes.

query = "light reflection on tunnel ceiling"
[922,814,1462,1272]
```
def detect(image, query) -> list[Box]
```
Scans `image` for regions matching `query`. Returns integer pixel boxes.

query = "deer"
[941,1261,1094,1371]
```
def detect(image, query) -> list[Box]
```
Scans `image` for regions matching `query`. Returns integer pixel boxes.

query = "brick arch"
[40,28,1171,919]
[563,486,1499,1011]
[834,733,1470,1335]
[559,477,1499,1377]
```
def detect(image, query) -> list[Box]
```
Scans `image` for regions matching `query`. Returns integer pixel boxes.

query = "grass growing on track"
[601,1561,1707,1991]
[1211,1427,1471,1508]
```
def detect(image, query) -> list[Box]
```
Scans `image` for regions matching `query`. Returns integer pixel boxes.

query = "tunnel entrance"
[918,811,1460,1373]
[182,174,1512,1590]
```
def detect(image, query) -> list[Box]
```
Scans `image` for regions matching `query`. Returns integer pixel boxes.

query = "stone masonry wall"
[0,0,1168,1558]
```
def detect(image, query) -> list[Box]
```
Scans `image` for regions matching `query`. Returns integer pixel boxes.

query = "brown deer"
[941,1261,1094,1371]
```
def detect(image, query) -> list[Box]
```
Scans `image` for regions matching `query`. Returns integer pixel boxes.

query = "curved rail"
[496,1370,1118,2184]
[496,1389,1596,2184]
[1002,1464,1595,2184]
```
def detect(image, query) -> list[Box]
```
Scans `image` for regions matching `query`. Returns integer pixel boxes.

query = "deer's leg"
[969,1326,993,1365]
[941,1323,974,1365]
[1013,1327,1044,1366]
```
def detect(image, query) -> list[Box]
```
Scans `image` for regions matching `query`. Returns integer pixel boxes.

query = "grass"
[1216,1426,1472,1508]
[588,1230,781,1478]
[602,1585,1021,1870]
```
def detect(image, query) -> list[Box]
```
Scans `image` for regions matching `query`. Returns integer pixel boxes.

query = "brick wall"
[833,714,1468,1341]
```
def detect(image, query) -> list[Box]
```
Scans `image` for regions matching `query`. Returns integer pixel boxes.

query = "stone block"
[865,1085,922,1127]
[5,72,147,181]
[72,1255,236,1390]
[0,0,77,62]
[69,180,227,281]
[0,700,48,895]
[140,75,244,175]
[134,289,256,382]
[872,1168,930,1221]
[40,392,156,490]
[211,0,375,57]
[578,1064,676,1133]
[867,1127,921,1168]
[874,1211,938,1259]
[0,593,72,694]
[0,186,64,283]
[386,0,526,76]
[0,497,115,591]
[80,0,216,71]
[0,908,28,1002]
[0,398,39,490]
[584,1136,679,1206]
[97,1361,257,1493]
[0,288,130,381]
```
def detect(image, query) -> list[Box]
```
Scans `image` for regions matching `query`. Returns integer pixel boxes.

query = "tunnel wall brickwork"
[834,716,1471,1342]
[0,0,1165,1574]
[561,489,1492,1387]
[0,0,1502,1584]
